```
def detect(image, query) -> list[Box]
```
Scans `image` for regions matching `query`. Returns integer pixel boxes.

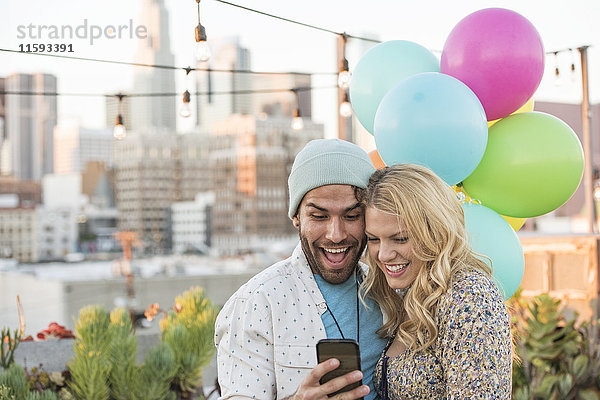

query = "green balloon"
[462,111,584,218]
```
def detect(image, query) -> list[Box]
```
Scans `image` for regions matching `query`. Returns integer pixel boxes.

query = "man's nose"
[325,217,347,243]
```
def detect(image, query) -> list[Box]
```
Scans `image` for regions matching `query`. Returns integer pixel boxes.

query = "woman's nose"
[378,242,396,262]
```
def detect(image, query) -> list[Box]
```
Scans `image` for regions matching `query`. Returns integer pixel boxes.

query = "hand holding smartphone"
[316,339,363,399]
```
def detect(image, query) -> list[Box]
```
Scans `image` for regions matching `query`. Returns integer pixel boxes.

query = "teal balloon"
[374,72,488,186]
[462,202,524,301]
[350,40,440,134]
[462,111,584,218]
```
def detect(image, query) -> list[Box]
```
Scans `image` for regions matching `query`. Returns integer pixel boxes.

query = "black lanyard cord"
[326,270,360,342]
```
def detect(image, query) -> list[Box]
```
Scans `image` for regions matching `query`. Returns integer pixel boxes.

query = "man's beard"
[299,227,367,284]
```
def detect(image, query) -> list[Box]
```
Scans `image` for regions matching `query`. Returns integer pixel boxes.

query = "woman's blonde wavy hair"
[360,164,491,352]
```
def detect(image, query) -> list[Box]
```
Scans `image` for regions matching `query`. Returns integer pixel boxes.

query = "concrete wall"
[0,273,66,334]
[1,271,255,334]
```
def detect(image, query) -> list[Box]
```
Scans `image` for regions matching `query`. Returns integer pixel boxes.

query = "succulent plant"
[511,292,600,400]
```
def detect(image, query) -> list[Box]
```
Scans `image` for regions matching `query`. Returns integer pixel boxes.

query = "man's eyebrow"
[345,202,362,213]
[305,202,327,212]
[304,202,361,213]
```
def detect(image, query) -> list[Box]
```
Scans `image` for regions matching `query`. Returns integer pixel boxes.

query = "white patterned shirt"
[215,243,373,399]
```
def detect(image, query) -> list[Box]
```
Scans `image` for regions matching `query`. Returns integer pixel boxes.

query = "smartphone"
[316,339,363,398]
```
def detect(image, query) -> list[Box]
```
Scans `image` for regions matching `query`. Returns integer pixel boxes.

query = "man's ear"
[292,215,300,229]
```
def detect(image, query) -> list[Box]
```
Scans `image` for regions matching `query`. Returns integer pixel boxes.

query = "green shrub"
[134,342,177,400]
[0,364,29,400]
[67,306,111,400]
[107,308,138,400]
[160,287,218,397]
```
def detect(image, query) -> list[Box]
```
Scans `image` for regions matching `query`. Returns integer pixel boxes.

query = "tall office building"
[195,37,312,133]
[131,0,176,132]
[113,131,211,252]
[53,124,113,174]
[253,73,312,119]
[0,77,8,177]
[195,37,253,133]
[5,73,57,180]
[210,115,323,256]
[0,78,6,172]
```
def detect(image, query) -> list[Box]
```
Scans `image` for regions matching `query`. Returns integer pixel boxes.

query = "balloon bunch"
[350,8,585,300]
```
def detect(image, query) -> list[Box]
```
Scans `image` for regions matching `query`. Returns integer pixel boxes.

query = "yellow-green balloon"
[463,111,584,218]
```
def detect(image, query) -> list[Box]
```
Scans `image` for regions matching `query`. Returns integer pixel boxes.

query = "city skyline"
[1,0,598,140]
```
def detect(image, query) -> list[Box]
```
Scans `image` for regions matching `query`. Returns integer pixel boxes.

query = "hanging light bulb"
[554,66,562,87]
[180,90,192,118]
[570,49,577,82]
[338,58,351,89]
[554,52,562,87]
[114,114,126,140]
[194,0,210,62]
[339,91,353,118]
[291,108,304,131]
[337,33,351,89]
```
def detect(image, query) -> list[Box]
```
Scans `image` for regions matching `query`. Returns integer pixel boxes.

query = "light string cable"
[0,48,336,77]
[212,0,381,43]
[0,85,336,98]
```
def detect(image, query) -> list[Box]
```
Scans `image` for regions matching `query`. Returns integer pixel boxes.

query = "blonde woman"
[361,164,512,399]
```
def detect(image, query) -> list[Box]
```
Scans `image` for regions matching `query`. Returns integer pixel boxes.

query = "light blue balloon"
[462,202,525,301]
[349,40,440,134]
[374,72,488,186]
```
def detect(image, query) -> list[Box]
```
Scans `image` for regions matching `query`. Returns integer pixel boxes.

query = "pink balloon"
[441,8,544,121]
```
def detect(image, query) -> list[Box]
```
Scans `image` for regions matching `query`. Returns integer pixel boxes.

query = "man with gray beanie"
[215,138,386,399]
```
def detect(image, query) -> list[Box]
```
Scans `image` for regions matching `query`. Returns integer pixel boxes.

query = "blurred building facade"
[113,132,210,253]
[209,115,323,256]
[195,37,253,133]
[0,178,42,262]
[195,38,312,134]
[131,0,176,132]
[171,192,215,254]
[0,207,38,262]
[53,124,113,174]
[3,73,57,180]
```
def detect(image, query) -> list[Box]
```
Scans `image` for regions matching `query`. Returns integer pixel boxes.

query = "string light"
[570,48,577,82]
[553,51,562,87]
[180,90,192,118]
[339,91,352,118]
[180,67,193,118]
[195,0,211,62]
[0,86,329,98]
[290,89,304,131]
[338,33,351,89]
[113,94,126,140]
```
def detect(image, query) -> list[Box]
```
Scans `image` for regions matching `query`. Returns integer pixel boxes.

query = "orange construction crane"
[114,231,141,261]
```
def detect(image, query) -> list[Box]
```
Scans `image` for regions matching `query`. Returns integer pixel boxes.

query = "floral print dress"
[374,270,512,399]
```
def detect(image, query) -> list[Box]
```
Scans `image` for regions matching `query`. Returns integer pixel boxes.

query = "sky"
[1,0,598,139]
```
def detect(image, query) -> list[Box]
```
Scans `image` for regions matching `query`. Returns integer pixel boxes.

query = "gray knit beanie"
[288,138,375,219]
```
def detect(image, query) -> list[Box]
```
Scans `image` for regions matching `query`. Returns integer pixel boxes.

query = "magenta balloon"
[441,8,544,121]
